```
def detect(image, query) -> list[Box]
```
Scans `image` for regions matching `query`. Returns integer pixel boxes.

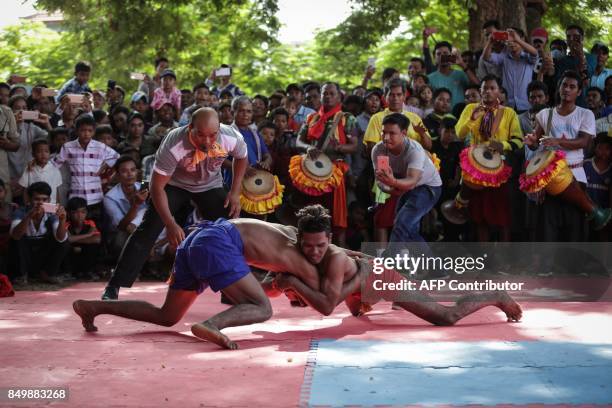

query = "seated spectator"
[590,43,610,91]
[56,61,92,103]
[464,84,481,104]
[423,87,453,139]
[519,81,549,134]
[117,112,145,153]
[52,115,119,224]
[206,64,244,98]
[141,103,178,157]
[103,155,148,257]
[483,28,538,112]
[586,87,606,119]
[179,83,211,126]
[150,69,181,120]
[9,182,68,284]
[65,197,101,280]
[19,139,62,204]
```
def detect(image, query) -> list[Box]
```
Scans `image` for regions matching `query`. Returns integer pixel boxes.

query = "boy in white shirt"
[19,140,63,203]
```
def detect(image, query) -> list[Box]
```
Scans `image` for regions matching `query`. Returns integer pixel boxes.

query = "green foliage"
[1,0,609,96]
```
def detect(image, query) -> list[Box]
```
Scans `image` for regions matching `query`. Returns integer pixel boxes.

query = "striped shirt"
[53,139,119,205]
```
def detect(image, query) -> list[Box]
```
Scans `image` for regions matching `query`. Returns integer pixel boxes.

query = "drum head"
[526,150,555,176]
[242,170,275,196]
[303,154,333,179]
[471,145,502,170]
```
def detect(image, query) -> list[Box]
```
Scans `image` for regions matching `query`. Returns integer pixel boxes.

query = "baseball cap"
[531,27,548,43]
[130,91,148,104]
[160,69,176,79]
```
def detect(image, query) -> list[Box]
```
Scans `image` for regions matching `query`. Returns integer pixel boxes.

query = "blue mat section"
[307,340,612,406]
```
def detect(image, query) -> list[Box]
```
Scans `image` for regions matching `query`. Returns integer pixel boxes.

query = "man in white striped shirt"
[53,115,119,223]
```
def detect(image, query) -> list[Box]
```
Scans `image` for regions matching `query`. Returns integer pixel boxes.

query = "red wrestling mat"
[1,282,611,407]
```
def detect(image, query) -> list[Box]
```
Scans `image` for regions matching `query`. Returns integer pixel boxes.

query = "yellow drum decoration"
[519,150,573,195]
[240,169,284,215]
[288,153,344,196]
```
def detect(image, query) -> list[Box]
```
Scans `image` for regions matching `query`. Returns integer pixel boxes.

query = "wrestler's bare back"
[230,218,358,290]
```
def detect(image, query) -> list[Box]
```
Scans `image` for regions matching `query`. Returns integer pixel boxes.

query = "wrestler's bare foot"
[496,291,522,322]
[73,300,98,332]
[191,321,238,350]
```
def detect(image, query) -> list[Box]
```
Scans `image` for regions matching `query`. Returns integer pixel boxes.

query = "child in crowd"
[417,84,434,117]
[258,120,276,149]
[18,140,63,204]
[65,197,101,280]
[94,125,116,148]
[283,95,300,132]
[432,117,464,241]
[150,69,181,120]
[218,102,234,125]
[269,107,301,185]
[584,133,611,211]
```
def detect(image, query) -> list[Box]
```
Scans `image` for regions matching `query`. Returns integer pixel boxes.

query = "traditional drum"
[460,144,511,190]
[288,153,344,196]
[520,149,612,230]
[240,169,284,215]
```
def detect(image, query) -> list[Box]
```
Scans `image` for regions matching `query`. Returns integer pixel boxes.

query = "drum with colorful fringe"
[460,144,511,190]
[519,149,573,195]
[240,169,284,215]
[288,153,344,196]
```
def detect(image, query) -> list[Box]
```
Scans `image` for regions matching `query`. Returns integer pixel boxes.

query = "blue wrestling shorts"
[169,218,250,294]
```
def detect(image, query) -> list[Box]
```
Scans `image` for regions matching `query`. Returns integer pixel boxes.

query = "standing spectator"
[130,91,152,127]
[408,57,427,85]
[553,25,597,107]
[92,90,106,111]
[138,57,169,103]
[101,108,247,300]
[65,197,101,280]
[9,182,68,284]
[56,61,92,103]
[476,20,504,80]
[52,115,119,224]
[7,95,50,183]
[286,84,315,128]
[483,28,538,112]
[304,83,321,111]
[117,112,146,154]
[141,103,179,157]
[586,87,606,119]
[19,140,62,204]
[423,88,453,140]
[0,103,19,202]
[251,94,269,126]
[0,83,10,106]
[150,69,181,120]
[269,107,301,185]
[519,81,549,134]
[110,106,130,141]
[179,83,211,126]
[464,84,481,105]
[206,64,244,98]
[590,44,610,91]
[428,41,478,110]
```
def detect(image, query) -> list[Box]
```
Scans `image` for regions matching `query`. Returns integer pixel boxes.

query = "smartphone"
[66,94,83,104]
[130,72,146,81]
[40,88,57,97]
[140,181,150,191]
[440,54,457,64]
[42,203,58,213]
[10,74,27,83]
[215,67,231,77]
[376,155,391,172]
[21,110,40,121]
[367,57,376,69]
[492,31,509,41]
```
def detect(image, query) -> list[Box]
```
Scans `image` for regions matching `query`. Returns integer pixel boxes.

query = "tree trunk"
[467,0,530,51]
[525,0,547,39]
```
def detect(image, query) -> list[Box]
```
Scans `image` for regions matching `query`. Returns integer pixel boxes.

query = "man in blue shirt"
[427,41,479,110]
[56,61,92,103]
